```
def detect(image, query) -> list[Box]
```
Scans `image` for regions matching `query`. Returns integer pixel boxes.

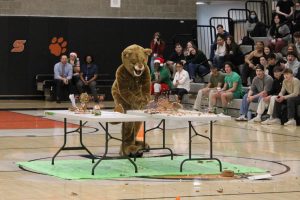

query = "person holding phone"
[150,32,165,72]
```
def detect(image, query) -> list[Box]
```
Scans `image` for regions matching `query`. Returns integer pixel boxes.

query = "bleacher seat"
[181,82,300,120]
[251,37,269,45]
[35,74,114,101]
[239,45,253,55]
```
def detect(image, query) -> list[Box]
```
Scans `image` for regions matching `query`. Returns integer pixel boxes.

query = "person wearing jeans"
[212,34,226,69]
[250,66,284,123]
[186,46,209,82]
[77,55,99,102]
[268,68,300,126]
[236,64,273,121]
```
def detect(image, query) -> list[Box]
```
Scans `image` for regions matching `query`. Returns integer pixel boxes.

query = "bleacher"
[36,74,114,101]
[181,81,300,122]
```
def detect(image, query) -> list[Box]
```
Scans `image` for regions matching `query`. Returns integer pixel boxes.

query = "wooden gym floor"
[0,100,299,200]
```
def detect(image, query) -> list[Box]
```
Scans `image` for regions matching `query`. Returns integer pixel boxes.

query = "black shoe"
[56,100,61,104]
[128,151,144,158]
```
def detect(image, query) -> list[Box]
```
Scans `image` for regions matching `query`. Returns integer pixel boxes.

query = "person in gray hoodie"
[285,52,300,76]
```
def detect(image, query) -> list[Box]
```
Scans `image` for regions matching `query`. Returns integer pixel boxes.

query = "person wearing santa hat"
[150,57,173,97]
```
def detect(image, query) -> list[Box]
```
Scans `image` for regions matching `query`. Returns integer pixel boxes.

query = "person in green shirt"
[193,64,225,111]
[210,62,243,114]
[150,57,173,98]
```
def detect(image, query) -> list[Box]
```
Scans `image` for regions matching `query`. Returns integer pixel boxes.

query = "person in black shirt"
[267,53,282,79]
[76,55,99,102]
[296,66,300,79]
[250,66,284,123]
[292,1,300,32]
[276,0,295,22]
[186,46,210,82]
[166,43,185,78]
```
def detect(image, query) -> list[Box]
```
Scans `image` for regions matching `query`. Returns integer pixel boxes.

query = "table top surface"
[44,110,147,123]
[127,110,231,122]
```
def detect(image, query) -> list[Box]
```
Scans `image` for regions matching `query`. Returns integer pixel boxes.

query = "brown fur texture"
[111,44,152,156]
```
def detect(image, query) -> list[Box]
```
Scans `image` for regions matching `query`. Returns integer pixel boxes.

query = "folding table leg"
[92,122,138,175]
[180,121,222,172]
[51,118,95,165]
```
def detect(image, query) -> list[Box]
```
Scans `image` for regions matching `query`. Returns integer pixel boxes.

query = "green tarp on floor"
[18,156,266,180]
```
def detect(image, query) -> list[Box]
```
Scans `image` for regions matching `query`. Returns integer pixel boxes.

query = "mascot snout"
[133,64,145,77]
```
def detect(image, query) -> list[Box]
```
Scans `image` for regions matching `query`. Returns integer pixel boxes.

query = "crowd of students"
[148,0,300,126]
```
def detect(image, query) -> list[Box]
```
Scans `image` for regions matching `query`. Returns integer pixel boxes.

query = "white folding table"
[44,110,147,175]
[127,110,231,172]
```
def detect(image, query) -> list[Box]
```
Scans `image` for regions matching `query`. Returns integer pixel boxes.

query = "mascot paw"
[114,104,125,113]
[120,144,144,157]
[135,141,150,151]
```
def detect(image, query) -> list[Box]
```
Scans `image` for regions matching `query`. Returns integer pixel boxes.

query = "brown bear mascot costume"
[112,44,152,156]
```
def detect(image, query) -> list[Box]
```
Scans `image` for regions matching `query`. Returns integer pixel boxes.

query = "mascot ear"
[123,49,132,58]
[144,48,152,56]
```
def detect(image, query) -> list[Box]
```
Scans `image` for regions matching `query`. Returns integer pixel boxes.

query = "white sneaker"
[249,116,261,123]
[267,118,281,125]
[236,115,248,121]
[284,119,297,126]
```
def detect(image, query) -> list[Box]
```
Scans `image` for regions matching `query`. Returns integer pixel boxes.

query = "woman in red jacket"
[150,32,166,72]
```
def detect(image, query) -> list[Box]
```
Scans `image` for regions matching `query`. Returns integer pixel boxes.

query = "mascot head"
[121,44,152,77]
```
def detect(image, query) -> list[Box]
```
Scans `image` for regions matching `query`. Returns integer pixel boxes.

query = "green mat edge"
[17,156,267,180]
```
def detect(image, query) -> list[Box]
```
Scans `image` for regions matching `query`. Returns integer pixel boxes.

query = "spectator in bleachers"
[268,68,300,126]
[283,43,299,59]
[267,53,282,79]
[268,14,291,53]
[209,24,230,60]
[224,35,243,68]
[246,11,267,37]
[166,43,185,79]
[250,66,284,123]
[193,64,225,111]
[210,62,243,115]
[259,56,269,74]
[171,61,190,102]
[184,41,195,56]
[54,55,73,103]
[246,11,258,34]
[241,41,264,86]
[292,1,300,32]
[186,46,210,82]
[76,55,99,102]
[150,32,165,72]
[216,24,230,40]
[296,65,300,79]
[150,57,172,97]
[69,52,80,83]
[285,52,300,75]
[264,45,283,60]
[276,0,294,22]
[212,34,227,69]
[236,64,273,121]
[263,46,273,59]
[293,31,300,53]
